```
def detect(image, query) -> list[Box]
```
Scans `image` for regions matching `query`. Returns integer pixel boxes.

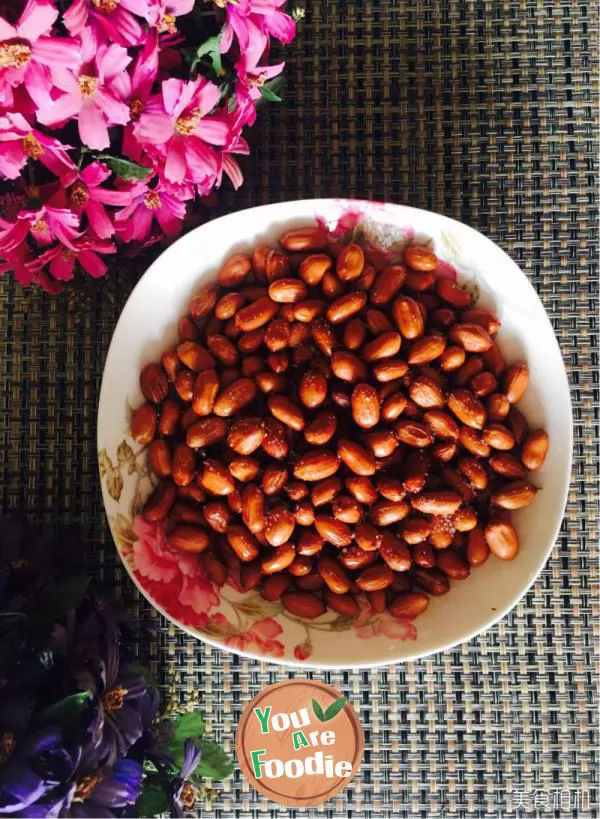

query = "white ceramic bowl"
[98,199,572,669]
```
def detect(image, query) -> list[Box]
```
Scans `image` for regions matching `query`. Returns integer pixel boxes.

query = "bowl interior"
[98,199,572,668]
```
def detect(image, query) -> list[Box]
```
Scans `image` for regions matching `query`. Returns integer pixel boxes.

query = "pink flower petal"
[120,0,152,18]
[155,202,184,239]
[0,19,16,40]
[78,248,109,278]
[32,36,81,68]
[22,62,54,109]
[49,251,75,281]
[62,0,87,35]
[37,92,81,127]
[96,90,131,126]
[94,185,135,207]
[81,161,111,188]
[17,0,58,42]
[197,118,230,146]
[85,200,115,239]
[195,81,221,116]
[97,5,144,46]
[49,66,79,94]
[164,137,187,183]
[161,77,188,116]
[98,43,132,81]
[78,103,110,150]
[219,22,234,53]
[221,154,244,190]
[136,112,173,144]
[131,205,153,241]
[264,9,296,43]
[0,145,27,180]
[229,10,250,51]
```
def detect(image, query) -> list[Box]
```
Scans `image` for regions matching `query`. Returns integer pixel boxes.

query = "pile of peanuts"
[132,226,549,622]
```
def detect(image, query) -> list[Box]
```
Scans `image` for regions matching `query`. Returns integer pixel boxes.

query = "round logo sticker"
[236,679,364,807]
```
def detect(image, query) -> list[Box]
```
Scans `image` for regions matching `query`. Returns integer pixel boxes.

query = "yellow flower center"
[60,248,75,261]
[78,75,100,99]
[0,732,15,763]
[144,191,161,210]
[175,108,202,136]
[180,782,198,809]
[74,771,103,801]
[91,0,119,12]
[102,686,127,711]
[158,14,177,34]
[69,182,89,208]
[249,74,267,88]
[22,133,44,160]
[31,216,49,236]
[130,98,144,121]
[0,41,32,69]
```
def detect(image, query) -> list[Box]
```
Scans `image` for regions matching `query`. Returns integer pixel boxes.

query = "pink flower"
[110,31,159,162]
[38,234,116,280]
[114,176,192,243]
[131,516,220,628]
[234,19,284,102]
[0,205,81,253]
[0,112,76,181]
[225,617,285,658]
[135,77,230,187]
[64,0,152,47]
[58,161,133,239]
[220,0,296,53]
[37,33,131,150]
[0,0,81,109]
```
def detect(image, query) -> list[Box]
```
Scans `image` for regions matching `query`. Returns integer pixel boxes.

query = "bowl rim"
[98,197,573,669]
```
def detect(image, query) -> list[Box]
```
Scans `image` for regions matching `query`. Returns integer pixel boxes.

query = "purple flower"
[0,727,80,816]
[73,627,153,766]
[171,740,201,818]
[68,758,142,818]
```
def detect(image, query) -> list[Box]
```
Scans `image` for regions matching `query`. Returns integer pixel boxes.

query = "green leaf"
[323,696,347,722]
[96,155,151,181]
[255,76,286,110]
[259,85,282,103]
[165,711,207,764]
[36,691,91,730]
[194,739,233,781]
[34,575,90,621]
[172,711,206,743]
[186,34,222,77]
[311,698,325,722]
[136,784,171,818]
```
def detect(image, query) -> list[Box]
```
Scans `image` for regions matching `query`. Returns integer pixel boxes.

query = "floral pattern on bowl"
[100,436,418,665]
[98,198,572,668]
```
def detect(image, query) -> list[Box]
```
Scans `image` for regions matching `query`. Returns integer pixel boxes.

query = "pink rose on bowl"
[132,516,220,627]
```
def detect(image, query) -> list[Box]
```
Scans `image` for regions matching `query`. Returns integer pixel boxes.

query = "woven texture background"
[0,1,598,817]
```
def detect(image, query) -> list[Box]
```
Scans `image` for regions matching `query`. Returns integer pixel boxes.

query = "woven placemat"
[0,1,598,817]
